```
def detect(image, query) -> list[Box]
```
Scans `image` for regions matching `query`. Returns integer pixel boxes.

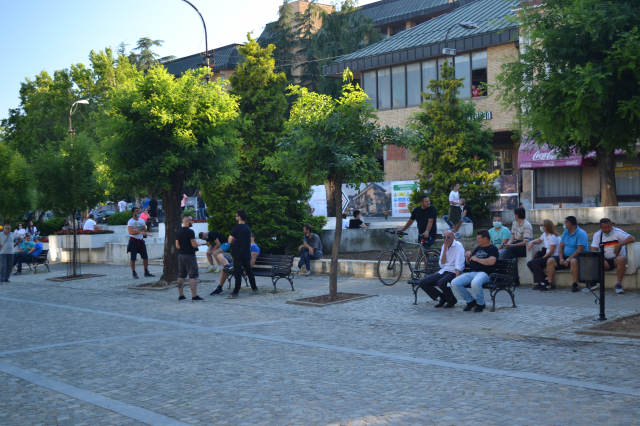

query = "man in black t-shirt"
[348,210,367,229]
[148,197,158,228]
[397,195,438,249]
[451,230,499,312]
[199,231,229,273]
[461,198,473,224]
[227,209,258,298]
[175,215,204,301]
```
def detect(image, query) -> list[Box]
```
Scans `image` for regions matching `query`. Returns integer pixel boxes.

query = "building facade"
[163,43,244,82]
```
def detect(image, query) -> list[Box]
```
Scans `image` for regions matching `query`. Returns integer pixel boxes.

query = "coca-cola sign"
[532,150,558,161]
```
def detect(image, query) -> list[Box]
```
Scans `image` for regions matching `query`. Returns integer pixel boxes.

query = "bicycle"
[376,229,441,286]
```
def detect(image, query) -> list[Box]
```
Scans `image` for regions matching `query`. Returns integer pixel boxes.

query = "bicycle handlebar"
[385,229,408,236]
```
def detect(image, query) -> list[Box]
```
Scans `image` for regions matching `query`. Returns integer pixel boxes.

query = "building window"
[406,63,421,107]
[536,167,583,203]
[377,68,391,110]
[615,156,640,201]
[492,150,514,175]
[454,53,471,98]
[363,71,377,108]
[421,60,437,96]
[471,51,487,97]
[391,65,406,109]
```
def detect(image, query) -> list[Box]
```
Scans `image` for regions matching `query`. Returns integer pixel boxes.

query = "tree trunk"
[597,147,618,207]
[157,171,186,286]
[328,174,342,300]
[325,179,339,218]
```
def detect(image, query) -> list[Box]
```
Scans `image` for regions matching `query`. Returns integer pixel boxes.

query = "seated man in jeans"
[13,236,44,275]
[292,224,323,276]
[417,230,464,308]
[451,230,499,313]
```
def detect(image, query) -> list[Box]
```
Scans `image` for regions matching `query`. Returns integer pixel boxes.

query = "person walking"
[118,197,128,213]
[127,207,154,279]
[448,183,463,239]
[148,196,158,228]
[176,215,204,301]
[0,225,19,284]
[227,209,258,299]
[292,224,323,276]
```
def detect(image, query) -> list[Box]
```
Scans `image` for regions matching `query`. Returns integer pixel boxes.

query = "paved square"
[1,263,640,425]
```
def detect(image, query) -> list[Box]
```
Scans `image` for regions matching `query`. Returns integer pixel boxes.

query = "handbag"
[534,247,547,259]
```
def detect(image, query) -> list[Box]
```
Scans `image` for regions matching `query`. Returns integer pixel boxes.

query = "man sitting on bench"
[591,218,635,294]
[417,230,464,308]
[546,216,588,293]
[13,236,44,275]
[451,230,499,313]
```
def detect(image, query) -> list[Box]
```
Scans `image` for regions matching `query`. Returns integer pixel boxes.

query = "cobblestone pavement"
[1,264,640,425]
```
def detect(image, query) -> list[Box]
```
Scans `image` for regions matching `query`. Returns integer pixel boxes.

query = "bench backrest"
[253,253,294,269]
[424,257,516,276]
[38,249,49,259]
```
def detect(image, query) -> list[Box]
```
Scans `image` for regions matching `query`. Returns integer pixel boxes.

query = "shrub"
[39,217,67,237]
[107,211,132,226]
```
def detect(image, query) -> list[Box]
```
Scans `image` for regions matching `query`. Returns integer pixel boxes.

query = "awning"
[517,140,597,169]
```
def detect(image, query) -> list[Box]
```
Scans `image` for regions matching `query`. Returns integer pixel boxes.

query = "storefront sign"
[475,111,492,120]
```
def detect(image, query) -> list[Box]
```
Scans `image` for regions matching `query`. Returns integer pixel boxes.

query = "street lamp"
[442,22,479,55]
[68,99,89,138]
[181,0,214,82]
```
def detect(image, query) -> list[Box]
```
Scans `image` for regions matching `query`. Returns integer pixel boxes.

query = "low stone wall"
[528,206,640,225]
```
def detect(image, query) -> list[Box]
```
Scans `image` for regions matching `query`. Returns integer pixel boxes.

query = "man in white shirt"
[83,214,101,231]
[127,207,154,279]
[118,197,128,212]
[591,218,636,294]
[447,183,463,238]
[417,230,465,308]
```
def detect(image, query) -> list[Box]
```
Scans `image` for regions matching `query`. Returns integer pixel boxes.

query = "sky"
[0,0,380,122]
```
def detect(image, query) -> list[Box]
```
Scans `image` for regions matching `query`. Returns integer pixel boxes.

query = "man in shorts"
[546,216,588,293]
[127,207,154,279]
[198,231,229,273]
[590,218,636,294]
[176,215,204,301]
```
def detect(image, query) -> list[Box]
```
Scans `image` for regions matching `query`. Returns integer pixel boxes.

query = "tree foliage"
[99,65,241,285]
[269,70,412,298]
[204,35,314,253]
[409,60,498,218]
[126,37,176,71]
[0,142,32,223]
[495,0,640,206]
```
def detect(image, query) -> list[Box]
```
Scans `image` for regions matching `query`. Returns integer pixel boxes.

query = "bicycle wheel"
[415,248,441,271]
[377,250,403,286]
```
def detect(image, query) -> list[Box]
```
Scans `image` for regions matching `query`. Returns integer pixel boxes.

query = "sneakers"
[178,295,186,301]
[532,283,544,290]
[213,267,221,273]
[304,271,311,276]
[210,287,223,295]
[291,267,301,273]
[474,304,486,313]
[144,270,155,277]
[615,283,624,294]
[463,300,477,311]
[13,271,22,276]
[226,293,239,299]
[206,267,216,273]
[132,271,139,279]
[443,301,457,308]
[192,295,205,301]
[582,283,598,292]
[434,298,447,308]
[540,284,550,292]
[571,282,579,293]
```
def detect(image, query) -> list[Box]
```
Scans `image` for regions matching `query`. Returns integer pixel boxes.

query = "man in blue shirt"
[546,216,588,292]
[13,236,44,275]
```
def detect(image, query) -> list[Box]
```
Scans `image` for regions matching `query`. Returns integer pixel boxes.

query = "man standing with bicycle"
[396,195,438,250]
[417,230,463,308]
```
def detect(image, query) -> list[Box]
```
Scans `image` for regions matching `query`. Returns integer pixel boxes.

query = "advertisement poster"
[391,181,418,218]
[309,185,328,217]
[309,182,397,218]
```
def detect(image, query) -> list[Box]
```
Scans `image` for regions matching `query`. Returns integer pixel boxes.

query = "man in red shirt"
[472,85,483,97]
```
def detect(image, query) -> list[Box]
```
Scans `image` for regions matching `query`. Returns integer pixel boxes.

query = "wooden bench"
[408,257,518,312]
[25,249,50,274]
[224,253,295,293]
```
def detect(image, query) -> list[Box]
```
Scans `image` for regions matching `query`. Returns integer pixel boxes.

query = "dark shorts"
[149,208,157,217]
[179,255,199,279]
[551,256,570,270]
[127,239,148,261]
[605,258,617,270]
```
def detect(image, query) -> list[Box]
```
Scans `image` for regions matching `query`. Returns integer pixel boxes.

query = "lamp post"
[68,99,89,277]
[181,0,214,82]
[442,22,479,56]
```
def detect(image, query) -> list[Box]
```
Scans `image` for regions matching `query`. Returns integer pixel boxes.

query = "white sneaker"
[582,283,598,292]
[291,267,301,272]
[304,270,311,276]
[615,283,624,294]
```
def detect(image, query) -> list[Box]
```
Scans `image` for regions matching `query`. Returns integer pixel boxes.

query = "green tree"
[495,0,640,206]
[263,0,298,83]
[0,142,32,224]
[204,35,314,252]
[294,0,322,92]
[269,70,412,298]
[409,60,498,218]
[127,37,177,71]
[99,66,241,286]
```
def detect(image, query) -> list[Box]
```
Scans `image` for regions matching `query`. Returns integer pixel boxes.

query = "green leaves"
[0,142,32,221]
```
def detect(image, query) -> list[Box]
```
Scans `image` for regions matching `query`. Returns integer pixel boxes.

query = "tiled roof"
[324,0,518,75]
[360,0,455,26]
[163,43,243,76]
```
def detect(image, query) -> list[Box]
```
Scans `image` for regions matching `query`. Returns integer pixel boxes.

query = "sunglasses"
[443,235,453,239]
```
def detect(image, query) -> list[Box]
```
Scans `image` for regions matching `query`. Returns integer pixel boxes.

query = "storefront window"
[392,65,406,109]
[363,71,377,108]
[615,156,640,201]
[471,51,488,97]
[377,68,391,110]
[536,167,582,203]
[406,63,421,107]
[454,53,471,98]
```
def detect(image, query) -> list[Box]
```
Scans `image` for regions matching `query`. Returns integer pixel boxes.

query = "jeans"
[0,254,12,281]
[232,256,257,294]
[451,271,490,306]
[13,253,35,273]
[418,271,457,303]
[299,248,323,270]
[197,208,207,220]
[443,216,472,229]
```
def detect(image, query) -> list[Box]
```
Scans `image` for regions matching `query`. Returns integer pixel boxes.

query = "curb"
[575,329,640,339]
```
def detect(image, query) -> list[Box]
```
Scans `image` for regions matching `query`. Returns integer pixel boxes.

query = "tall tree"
[264,0,298,83]
[294,1,322,92]
[495,0,640,206]
[127,37,176,71]
[204,35,316,253]
[99,66,241,286]
[409,60,498,217]
[0,142,32,224]
[268,70,412,298]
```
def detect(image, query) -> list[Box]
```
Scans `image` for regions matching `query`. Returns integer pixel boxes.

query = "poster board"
[391,181,418,217]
